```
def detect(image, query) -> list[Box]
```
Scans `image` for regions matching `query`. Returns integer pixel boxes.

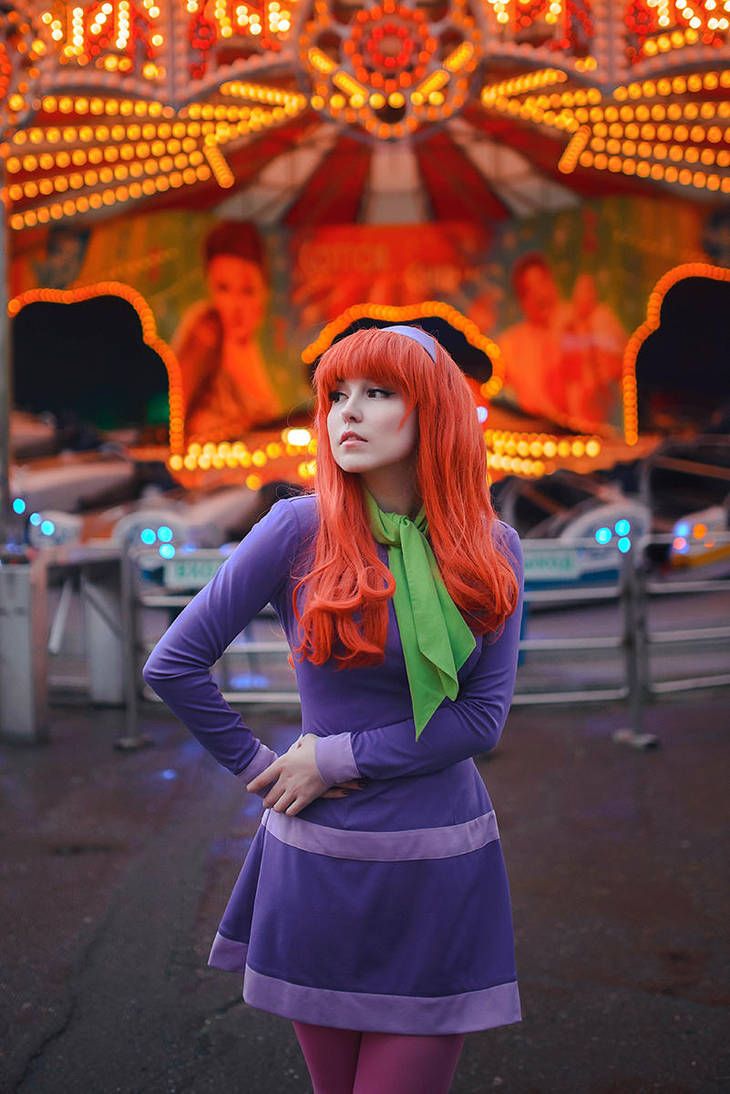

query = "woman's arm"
[142,498,299,787]
[313,525,525,785]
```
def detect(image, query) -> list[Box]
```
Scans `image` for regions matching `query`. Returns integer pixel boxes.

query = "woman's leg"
[353,1031,465,1094]
[292,1020,363,1094]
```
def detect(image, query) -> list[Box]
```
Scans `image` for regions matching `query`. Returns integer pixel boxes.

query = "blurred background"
[1,1,728,1090]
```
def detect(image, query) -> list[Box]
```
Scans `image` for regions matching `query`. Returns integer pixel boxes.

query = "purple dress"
[143,493,524,1035]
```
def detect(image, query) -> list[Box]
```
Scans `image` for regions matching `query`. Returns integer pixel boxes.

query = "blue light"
[40,519,55,536]
[230,673,270,689]
[615,519,631,536]
[476,406,489,423]
[157,525,173,543]
[595,526,612,544]
[29,512,42,527]
[617,537,631,553]
[140,528,156,545]
[675,521,690,537]
[12,498,26,515]
[159,543,175,560]
[159,768,178,781]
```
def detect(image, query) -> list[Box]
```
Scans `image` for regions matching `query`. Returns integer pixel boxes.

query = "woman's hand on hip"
[287,734,363,800]
[246,733,361,815]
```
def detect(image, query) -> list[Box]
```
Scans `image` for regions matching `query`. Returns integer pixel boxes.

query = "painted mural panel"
[287,197,722,435]
[10,211,311,443]
[10,197,728,445]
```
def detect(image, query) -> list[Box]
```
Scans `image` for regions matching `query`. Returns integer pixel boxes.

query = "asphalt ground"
[1,691,728,1094]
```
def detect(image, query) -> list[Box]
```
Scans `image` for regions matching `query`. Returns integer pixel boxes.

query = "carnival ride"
[645,436,730,566]
[1,0,729,553]
[2,0,728,227]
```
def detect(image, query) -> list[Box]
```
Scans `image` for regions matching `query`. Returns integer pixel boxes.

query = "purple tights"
[292,1020,465,1094]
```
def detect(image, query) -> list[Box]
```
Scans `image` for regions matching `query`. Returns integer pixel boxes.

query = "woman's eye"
[328,388,392,402]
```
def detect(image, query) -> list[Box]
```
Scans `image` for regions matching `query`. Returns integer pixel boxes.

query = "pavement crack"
[15,998,77,1093]
[199,991,244,1027]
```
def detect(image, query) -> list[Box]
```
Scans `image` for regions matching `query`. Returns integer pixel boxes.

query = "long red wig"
[290,326,520,669]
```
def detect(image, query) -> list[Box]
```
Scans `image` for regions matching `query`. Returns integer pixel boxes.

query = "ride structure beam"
[0,154,11,545]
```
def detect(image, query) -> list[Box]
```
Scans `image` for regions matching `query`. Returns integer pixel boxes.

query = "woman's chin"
[334,454,372,473]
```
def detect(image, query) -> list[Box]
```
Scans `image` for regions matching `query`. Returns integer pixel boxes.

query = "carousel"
[1,0,729,526]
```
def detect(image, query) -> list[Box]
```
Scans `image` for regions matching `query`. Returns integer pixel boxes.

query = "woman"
[173,220,284,443]
[144,325,524,1093]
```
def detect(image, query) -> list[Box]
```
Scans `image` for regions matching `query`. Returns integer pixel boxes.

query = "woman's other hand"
[321,779,363,799]
[287,734,363,799]
[246,733,363,815]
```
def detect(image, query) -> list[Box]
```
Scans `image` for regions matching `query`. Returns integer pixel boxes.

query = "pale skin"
[246,375,421,814]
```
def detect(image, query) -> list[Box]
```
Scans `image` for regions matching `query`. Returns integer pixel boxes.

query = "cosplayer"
[173,220,283,442]
[144,325,525,1093]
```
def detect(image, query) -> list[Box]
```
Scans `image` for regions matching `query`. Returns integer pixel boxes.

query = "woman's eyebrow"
[331,377,383,386]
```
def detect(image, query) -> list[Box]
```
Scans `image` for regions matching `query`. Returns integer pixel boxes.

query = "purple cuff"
[237,743,279,798]
[314,733,360,787]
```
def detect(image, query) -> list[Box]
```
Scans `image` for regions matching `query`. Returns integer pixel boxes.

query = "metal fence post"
[0,554,49,742]
[80,559,125,705]
[613,547,659,748]
[633,542,651,703]
[118,544,141,746]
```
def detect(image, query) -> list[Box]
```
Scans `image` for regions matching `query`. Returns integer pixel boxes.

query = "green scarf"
[363,487,476,740]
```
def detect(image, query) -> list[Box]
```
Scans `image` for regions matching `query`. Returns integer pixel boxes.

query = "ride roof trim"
[0,0,728,232]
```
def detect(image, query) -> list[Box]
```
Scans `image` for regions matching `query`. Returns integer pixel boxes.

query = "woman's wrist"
[314,733,360,786]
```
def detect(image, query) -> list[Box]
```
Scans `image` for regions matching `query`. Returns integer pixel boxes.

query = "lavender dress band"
[237,742,279,784]
[262,807,499,861]
[209,932,248,972]
[243,965,522,1035]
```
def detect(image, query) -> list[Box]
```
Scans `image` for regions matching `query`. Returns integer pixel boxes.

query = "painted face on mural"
[207,255,268,344]
[516,263,560,326]
[327,376,418,475]
[572,273,599,322]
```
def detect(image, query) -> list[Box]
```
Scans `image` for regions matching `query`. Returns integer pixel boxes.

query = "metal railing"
[25,532,729,745]
[632,532,730,698]
[513,537,633,708]
[121,546,300,741]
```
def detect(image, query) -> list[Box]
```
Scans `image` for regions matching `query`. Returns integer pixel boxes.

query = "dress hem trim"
[208,935,522,1034]
[209,931,248,972]
[243,965,522,1035]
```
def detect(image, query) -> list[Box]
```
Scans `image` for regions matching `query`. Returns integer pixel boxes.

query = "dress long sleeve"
[142,497,300,786]
[314,525,524,785]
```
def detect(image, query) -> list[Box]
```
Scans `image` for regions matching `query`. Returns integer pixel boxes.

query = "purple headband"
[381,324,437,362]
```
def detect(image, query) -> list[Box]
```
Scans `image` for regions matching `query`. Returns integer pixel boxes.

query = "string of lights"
[478,67,730,195]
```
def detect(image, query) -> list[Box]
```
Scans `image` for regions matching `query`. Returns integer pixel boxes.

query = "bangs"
[313,328,427,401]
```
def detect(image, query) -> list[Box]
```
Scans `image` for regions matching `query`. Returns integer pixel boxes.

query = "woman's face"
[207,255,267,343]
[326,375,418,475]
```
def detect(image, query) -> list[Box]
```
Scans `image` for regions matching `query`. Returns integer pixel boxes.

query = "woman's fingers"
[262,775,290,810]
[319,780,365,798]
[247,758,283,794]
[273,787,298,813]
[262,765,364,806]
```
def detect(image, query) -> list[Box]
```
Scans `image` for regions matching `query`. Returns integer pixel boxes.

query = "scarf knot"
[363,488,476,739]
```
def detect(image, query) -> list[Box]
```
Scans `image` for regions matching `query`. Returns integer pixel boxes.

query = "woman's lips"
[341,436,367,445]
